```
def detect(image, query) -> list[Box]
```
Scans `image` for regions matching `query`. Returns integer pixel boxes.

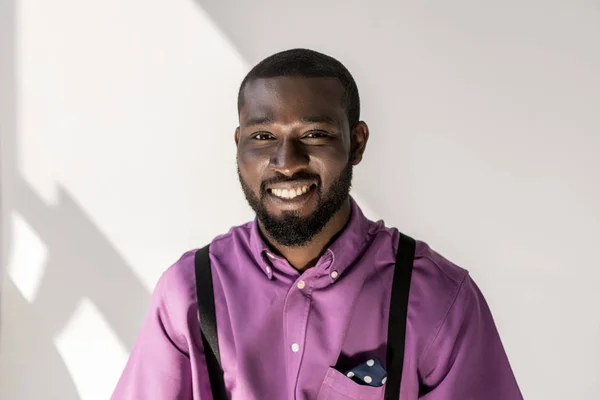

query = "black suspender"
[194,233,416,400]
[194,245,228,400]
[384,233,416,399]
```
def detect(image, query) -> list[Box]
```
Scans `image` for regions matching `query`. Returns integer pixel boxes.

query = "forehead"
[240,77,346,125]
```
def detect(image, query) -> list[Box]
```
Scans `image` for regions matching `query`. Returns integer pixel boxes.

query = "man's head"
[235,49,369,247]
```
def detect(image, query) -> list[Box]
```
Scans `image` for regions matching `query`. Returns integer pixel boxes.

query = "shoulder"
[367,222,470,304]
[411,239,471,312]
[413,240,469,286]
[150,223,252,336]
[406,239,473,357]
[367,223,471,336]
[158,222,254,303]
[154,250,197,323]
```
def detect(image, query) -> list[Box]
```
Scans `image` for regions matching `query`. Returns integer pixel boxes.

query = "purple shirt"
[112,200,522,399]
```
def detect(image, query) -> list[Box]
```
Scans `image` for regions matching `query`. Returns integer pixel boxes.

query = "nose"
[269,139,309,177]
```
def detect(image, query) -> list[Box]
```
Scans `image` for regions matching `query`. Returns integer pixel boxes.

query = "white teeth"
[271,185,311,200]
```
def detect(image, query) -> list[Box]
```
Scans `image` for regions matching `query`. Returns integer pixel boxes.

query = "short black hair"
[237,48,360,129]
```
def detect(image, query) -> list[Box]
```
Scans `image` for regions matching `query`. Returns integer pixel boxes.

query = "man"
[112,49,523,399]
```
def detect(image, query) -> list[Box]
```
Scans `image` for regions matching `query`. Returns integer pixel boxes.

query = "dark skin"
[235,77,369,270]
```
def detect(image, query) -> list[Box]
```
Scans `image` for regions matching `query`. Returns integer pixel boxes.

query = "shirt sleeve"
[418,274,523,400]
[111,271,194,400]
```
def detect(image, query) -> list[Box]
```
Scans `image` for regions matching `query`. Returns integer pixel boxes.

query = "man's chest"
[212,260,397,399]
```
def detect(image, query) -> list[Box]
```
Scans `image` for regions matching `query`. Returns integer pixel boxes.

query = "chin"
[266,199,318,219]
[264,205,309,220]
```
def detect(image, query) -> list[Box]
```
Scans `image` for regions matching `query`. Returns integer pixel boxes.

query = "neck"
[259,198,352,271]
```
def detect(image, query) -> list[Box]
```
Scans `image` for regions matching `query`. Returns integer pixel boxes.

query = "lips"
[268,183,317,200]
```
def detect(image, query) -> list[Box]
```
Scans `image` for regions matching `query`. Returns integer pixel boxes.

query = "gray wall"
[1,1,599,399]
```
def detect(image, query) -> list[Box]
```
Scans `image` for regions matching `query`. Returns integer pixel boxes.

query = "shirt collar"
[249,196,372,280]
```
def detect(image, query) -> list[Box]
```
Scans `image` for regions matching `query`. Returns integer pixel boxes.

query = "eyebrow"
[300,116,337,125]
[244,116,275,127]
[243,115,338,127]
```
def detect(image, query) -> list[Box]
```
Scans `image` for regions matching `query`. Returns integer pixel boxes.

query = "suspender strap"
[384,233,416,399]
[194,245,227,400]
[195,233,415,400]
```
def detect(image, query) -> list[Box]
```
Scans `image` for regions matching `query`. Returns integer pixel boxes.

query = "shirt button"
[330,270,339,279]
[266,266,272,274]
[297,280,306,289]
[291,343,300,353]
[266,252,275,259]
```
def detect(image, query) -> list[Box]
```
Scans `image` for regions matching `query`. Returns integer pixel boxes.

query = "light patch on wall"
[15,0,249,293]
[7,211,48,302]
[54,297,128,400]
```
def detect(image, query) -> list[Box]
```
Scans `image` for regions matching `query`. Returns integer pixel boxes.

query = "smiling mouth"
[267,184,317,200]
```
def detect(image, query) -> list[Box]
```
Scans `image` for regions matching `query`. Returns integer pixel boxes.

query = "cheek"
[238,140,271,163]
[238,148,269,185]
[311,150,350,183]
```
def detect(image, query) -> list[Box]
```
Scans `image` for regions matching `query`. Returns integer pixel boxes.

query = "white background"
[1,1,599,399]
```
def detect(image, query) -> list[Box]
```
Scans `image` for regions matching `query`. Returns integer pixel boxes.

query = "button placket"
[283,275,314,393]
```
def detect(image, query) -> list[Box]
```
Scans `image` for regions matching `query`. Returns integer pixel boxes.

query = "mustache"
[260,171,322,194]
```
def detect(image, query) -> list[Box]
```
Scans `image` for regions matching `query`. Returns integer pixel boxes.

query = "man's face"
[236,76,365,247]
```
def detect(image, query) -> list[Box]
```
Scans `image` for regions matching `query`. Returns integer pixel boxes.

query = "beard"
[238,162,353,247]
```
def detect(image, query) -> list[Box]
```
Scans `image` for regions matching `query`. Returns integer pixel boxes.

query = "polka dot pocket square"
[344,357,388,387]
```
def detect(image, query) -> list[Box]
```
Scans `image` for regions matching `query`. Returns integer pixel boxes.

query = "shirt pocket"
[316,367,385,400]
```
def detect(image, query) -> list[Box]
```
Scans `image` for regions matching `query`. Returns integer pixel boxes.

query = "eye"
[252,132,275,141]
[303,131,330,139]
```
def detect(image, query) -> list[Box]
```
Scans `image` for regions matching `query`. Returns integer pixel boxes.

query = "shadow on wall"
[0,1,150,399]
[1,179,151,399]
[2,279,81,400]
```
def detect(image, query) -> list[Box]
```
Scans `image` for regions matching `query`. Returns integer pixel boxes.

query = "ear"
[234,127,240,147]
[350,121,369,165]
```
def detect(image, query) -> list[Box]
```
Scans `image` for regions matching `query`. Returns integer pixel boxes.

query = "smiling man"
[112,49,523,399]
